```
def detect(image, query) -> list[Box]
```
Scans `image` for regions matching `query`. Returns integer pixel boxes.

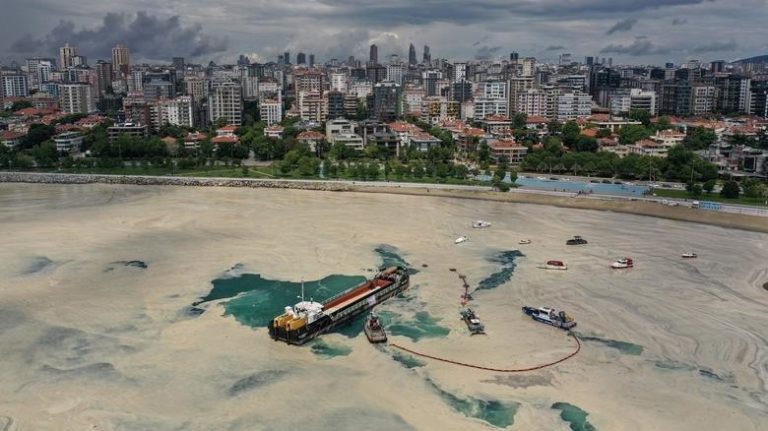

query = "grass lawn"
[652,188,767,207]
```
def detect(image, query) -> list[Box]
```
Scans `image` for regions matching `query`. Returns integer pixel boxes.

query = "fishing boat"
[522,306,576,330]
[363,313,387,343]
[460,308,485,335]
[519,239,532,245]
[566,235,588,245]
[681,252,698,259]
[611,257,634,269]
[455,236,469,244]
[538,260,567,270]
[472,220,492,228]
[268,267,409,345]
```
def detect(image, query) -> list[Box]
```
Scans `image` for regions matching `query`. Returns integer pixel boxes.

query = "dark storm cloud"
[10,11,228,60]
[546,45,567,51]
[606,18,638,34]
[474,45,502,60]
[672,17,688,25]
[601,37,673,56]
[692,40,737,53]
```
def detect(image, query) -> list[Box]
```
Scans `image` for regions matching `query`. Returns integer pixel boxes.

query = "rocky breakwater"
[0,172,353,192]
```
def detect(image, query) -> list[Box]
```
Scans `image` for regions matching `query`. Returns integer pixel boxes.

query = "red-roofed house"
[184,132,207,149]
[489,139,527,163]
[211,135,240,145]
[1,131,25,148]
[297,130,326,153]
[216,125,238,137]
[264,125,284,139]
[409,131,442,152]
[629,139,667,157]
[456,127,490,152]
[479,115,513,137]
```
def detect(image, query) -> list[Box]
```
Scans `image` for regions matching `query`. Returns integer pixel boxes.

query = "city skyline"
[1,1,766,65]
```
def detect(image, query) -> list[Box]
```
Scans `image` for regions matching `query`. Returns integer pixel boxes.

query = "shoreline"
[2,171,767,233]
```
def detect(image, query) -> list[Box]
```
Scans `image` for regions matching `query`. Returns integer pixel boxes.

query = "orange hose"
[390,332,581,372]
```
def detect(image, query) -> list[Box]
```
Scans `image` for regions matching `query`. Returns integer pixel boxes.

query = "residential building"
[297,130,325,153]
[299,91,325,122]
[208,80,243,126]
[264,125,284,139]
[556,91,592,122]
[53,131,84,153]
[479,115,513,137]
[369,82,402,122]
[59,43,77,69]
[95,61,114,97]
[155,96,194,128]
[330,73,348,92]
[386,64,405,86]
[489,140,527,163]
[112,44,130,77]
[420,96,460,124]
[409,131,442,152]
[59,83,95,114]
[1,73,29,98]
[260,99,282,126]
[326,118,358,142]
[325,90,346,120]
[107,122,148,143]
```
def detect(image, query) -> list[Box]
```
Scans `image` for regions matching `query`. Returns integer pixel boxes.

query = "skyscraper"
[510,52,519,63]
[408,44,417,66]
[423,45,431,64]
[309,54,315,67]
[172,57,185,72]
[95,61,114,97]
[297,52,306,65]
[59,43,77,70]
[369,44,378,65]
[112,44,130,77]
[284,51,291,64]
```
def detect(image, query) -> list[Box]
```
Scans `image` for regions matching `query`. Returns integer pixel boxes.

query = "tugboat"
[460,308,485,335]
[455,235,469,244]
[519,239,532,245]
[363,313,387,343]
[522,306,576,330]
[566,236,588,245]
[472,220,492,229]
[681,252,698,259]
[611,257,634,269]
[538,260,568,270]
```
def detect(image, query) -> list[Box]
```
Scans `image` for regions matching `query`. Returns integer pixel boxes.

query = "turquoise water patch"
[375,244,417,274]
[391,350,426,369]
[578,335,643,356]
[386,311,450,342]
[476,250,524,291]
[552,402,597,431]
[428,379,518,428]
[653,360,696,372]
[21,256,53,274]
[311,339,352,359]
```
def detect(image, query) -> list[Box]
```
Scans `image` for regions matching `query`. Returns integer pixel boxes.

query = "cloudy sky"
[1,0,766,66]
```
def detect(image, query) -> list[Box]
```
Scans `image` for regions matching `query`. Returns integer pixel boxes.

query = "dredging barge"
[268,266,409,345]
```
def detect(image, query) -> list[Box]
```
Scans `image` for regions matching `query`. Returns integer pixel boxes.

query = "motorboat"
[566,236,588,245]
[455,236,469,244]
[522,306,576,330]
[472,220,492,229]
[538,260,567,270]
[460,308,485,335]
[519,239,532,245]
[611,257,634,269]
[536,176,548,181]
[681,252,698,259]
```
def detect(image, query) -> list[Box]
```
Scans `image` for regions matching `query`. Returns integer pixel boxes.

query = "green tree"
[20,124,56,150]
[618,124,649,145]
[628,108,651,126]
[720,180,740,199]
[10,100,33,111]
[703,179,716,193]
[596,128,612,138]
[512,112,528,130]
[562,121,581,148]
[688,184,702,197]
[574,137,598,152]
[683,127,717,150]
[31,141,59,167]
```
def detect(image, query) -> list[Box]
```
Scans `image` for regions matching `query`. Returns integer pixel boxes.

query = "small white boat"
[455,236,468,244]
[681,252,698,259]
[538,260,567,270]
[472,220,492,228]
[536,176,548,181]
[518,239,532,245]
[611,257,634,269]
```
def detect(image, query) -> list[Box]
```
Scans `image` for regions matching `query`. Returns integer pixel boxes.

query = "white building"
[480,80,508,99]
[156,96,194,128]
[349,80,373,99]
[185,78,208,103]
[325,118,357,142]
[386,64,405,86]
[260,99,282,126]
[59,43,77,69]
[474,98,508,120]
[2,73,29,98]
[208,80,243,126]
[53,132,84,153]
[330,72,348,92]
[59,83,95,114]
[609,88,658,116]
[556,91,591,122]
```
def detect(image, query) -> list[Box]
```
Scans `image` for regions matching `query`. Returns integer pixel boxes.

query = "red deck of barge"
[323,278,392,310]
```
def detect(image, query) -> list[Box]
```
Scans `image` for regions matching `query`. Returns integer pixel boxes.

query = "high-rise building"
[710,60,726,74]
[95,61,114,97]
[309,54,315,67]
[423,45,431,64]
[330,72,348,92]
[325,90,346,120]
[155,96,194,127]
[297,52,307,65]
[2,72,30,98]
[184,77,208,102]
[510,52,519,63]
[59,43,77,70]
[112,44,130,77]
[59,83,95,114]
[208,80,243,126]
[408,44,417,66]
[25,58,55,90]
[260,99,282,126]
[522,57,536,78]
[283,51,291,65]
[386,64,405,86]
[370,81,401,121]
[369,44,378,65]
[423,70,442,96]
[172,57,186,72]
